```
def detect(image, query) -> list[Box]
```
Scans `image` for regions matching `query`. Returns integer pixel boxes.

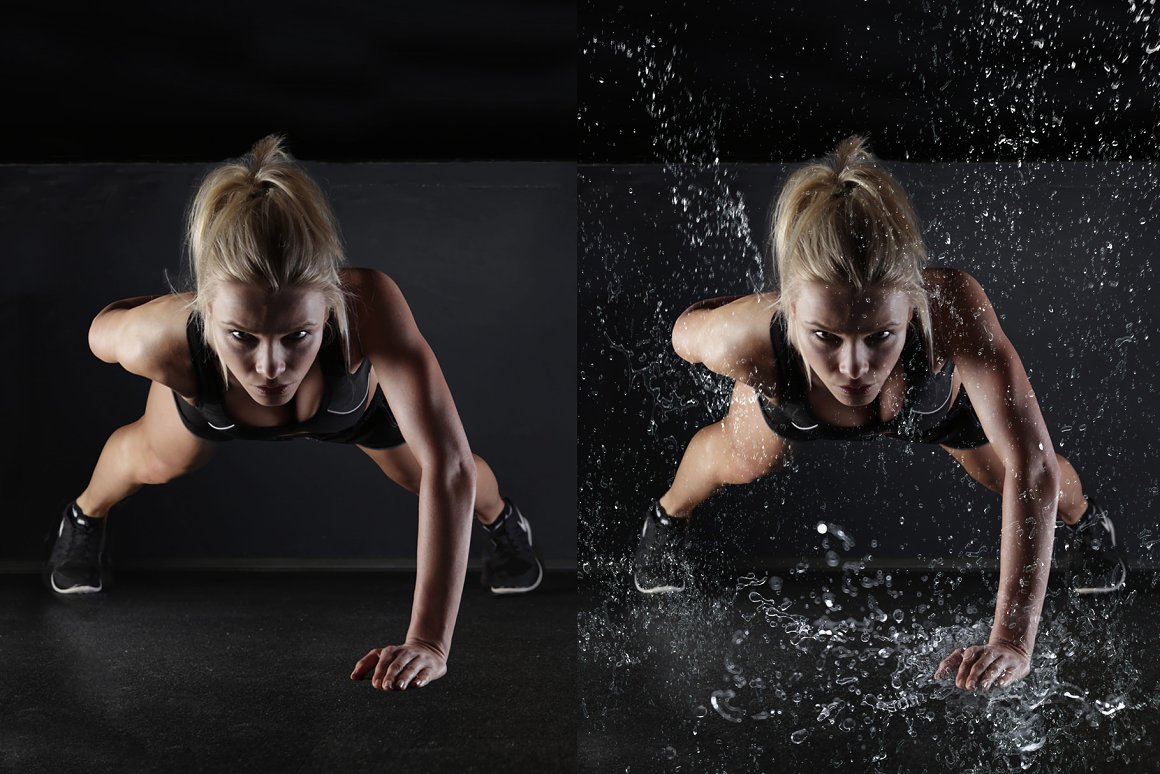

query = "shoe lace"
[60,516,101,565]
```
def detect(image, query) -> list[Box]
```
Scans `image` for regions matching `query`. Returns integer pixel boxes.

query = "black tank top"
[759,313,958,443]
[172,313,373,442]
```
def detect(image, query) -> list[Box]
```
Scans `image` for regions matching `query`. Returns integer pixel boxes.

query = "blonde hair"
[185,135,351,384]
[770,135,933,380]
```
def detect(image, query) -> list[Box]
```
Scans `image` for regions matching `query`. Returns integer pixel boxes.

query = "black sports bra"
[758,313,958,443]
[172,313,373,442]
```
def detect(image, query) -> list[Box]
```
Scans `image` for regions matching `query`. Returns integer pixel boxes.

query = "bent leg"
[75,381,215,518]
[659,383,791,519]
[942,444,1086,523]
[357,444,506,523]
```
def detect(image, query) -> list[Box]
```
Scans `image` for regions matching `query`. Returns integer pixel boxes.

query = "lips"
[839,383,871,396]
[256,383,288,396]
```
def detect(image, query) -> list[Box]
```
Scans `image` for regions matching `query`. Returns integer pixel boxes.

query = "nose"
[838,342,869,381]
[255,343,286,381]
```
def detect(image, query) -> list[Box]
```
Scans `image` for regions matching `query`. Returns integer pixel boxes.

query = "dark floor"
[0,571,576,774]
[579,567,1160,774]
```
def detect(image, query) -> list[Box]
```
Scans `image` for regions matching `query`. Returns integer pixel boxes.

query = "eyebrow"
[803,319,906,331]
[220,320,320,332]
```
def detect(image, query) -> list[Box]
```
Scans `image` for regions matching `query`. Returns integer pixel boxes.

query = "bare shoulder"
[674,292,780,389]
[340,267,420,356]
[102,293,198,397]
[923,267,1010,360]
[342,267,406,324]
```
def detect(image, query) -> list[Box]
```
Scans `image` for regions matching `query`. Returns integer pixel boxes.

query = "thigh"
[140,381,216,474]
[721,383,792,479]
[358,443,422,494]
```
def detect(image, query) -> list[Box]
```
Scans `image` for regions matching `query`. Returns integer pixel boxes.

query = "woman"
[632,137,1126,692]
[46,136,543,692]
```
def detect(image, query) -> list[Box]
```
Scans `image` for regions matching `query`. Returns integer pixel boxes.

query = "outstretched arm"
[932,270,1060,691]
[348,269,477,691]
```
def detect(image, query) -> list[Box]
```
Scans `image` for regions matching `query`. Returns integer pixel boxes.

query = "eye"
[866,331,894,344]
[229,330,252,342]
[284,331,310,344]
[813,330,839,343]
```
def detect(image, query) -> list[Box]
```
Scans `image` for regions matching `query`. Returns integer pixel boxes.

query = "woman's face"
[206,282,330,407]
[790,281,912,407]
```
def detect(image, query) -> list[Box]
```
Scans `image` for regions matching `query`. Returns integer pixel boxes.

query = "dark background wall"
[1,161,576,567]
[579,161,1158,570]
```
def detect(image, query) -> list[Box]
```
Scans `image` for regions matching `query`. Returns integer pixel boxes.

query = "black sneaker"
[633,501,690,594]
[46,501,108,595]
[481,499,543,595]
[1059,499,1127,595]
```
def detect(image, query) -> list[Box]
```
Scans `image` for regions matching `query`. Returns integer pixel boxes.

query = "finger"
[933,649,964,680]
[394,657,428,691]
[351,648,386,680]
[979,659,1010,690]
[955,647,986,689]
[371,647,403,690]
[991,658,1029,689]
[383,651,421,691]
[411,667,434,689]
[964,652,1001,691]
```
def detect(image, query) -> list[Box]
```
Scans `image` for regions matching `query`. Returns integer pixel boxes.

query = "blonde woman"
[46,136,542,692]
[633,137,1125,692]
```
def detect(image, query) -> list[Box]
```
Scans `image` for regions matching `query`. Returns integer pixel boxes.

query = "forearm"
[990,464,1060,655]
[405,459,477,657]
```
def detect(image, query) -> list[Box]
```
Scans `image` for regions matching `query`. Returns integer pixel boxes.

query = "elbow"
[1017,452,1061,505]
[435,452,477,500]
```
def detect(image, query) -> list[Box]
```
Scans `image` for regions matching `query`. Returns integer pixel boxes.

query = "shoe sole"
[634,579,685,594]
[490,559,543,595]
[49,578,103,595]
[1072,559,1128,596]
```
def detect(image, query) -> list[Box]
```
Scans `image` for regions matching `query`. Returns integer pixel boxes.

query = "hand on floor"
[933,640,1030,691]
[350,639,448,691]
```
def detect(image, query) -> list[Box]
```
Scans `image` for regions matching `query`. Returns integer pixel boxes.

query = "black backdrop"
[1,161,576,567]
[581,0,1160,162]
